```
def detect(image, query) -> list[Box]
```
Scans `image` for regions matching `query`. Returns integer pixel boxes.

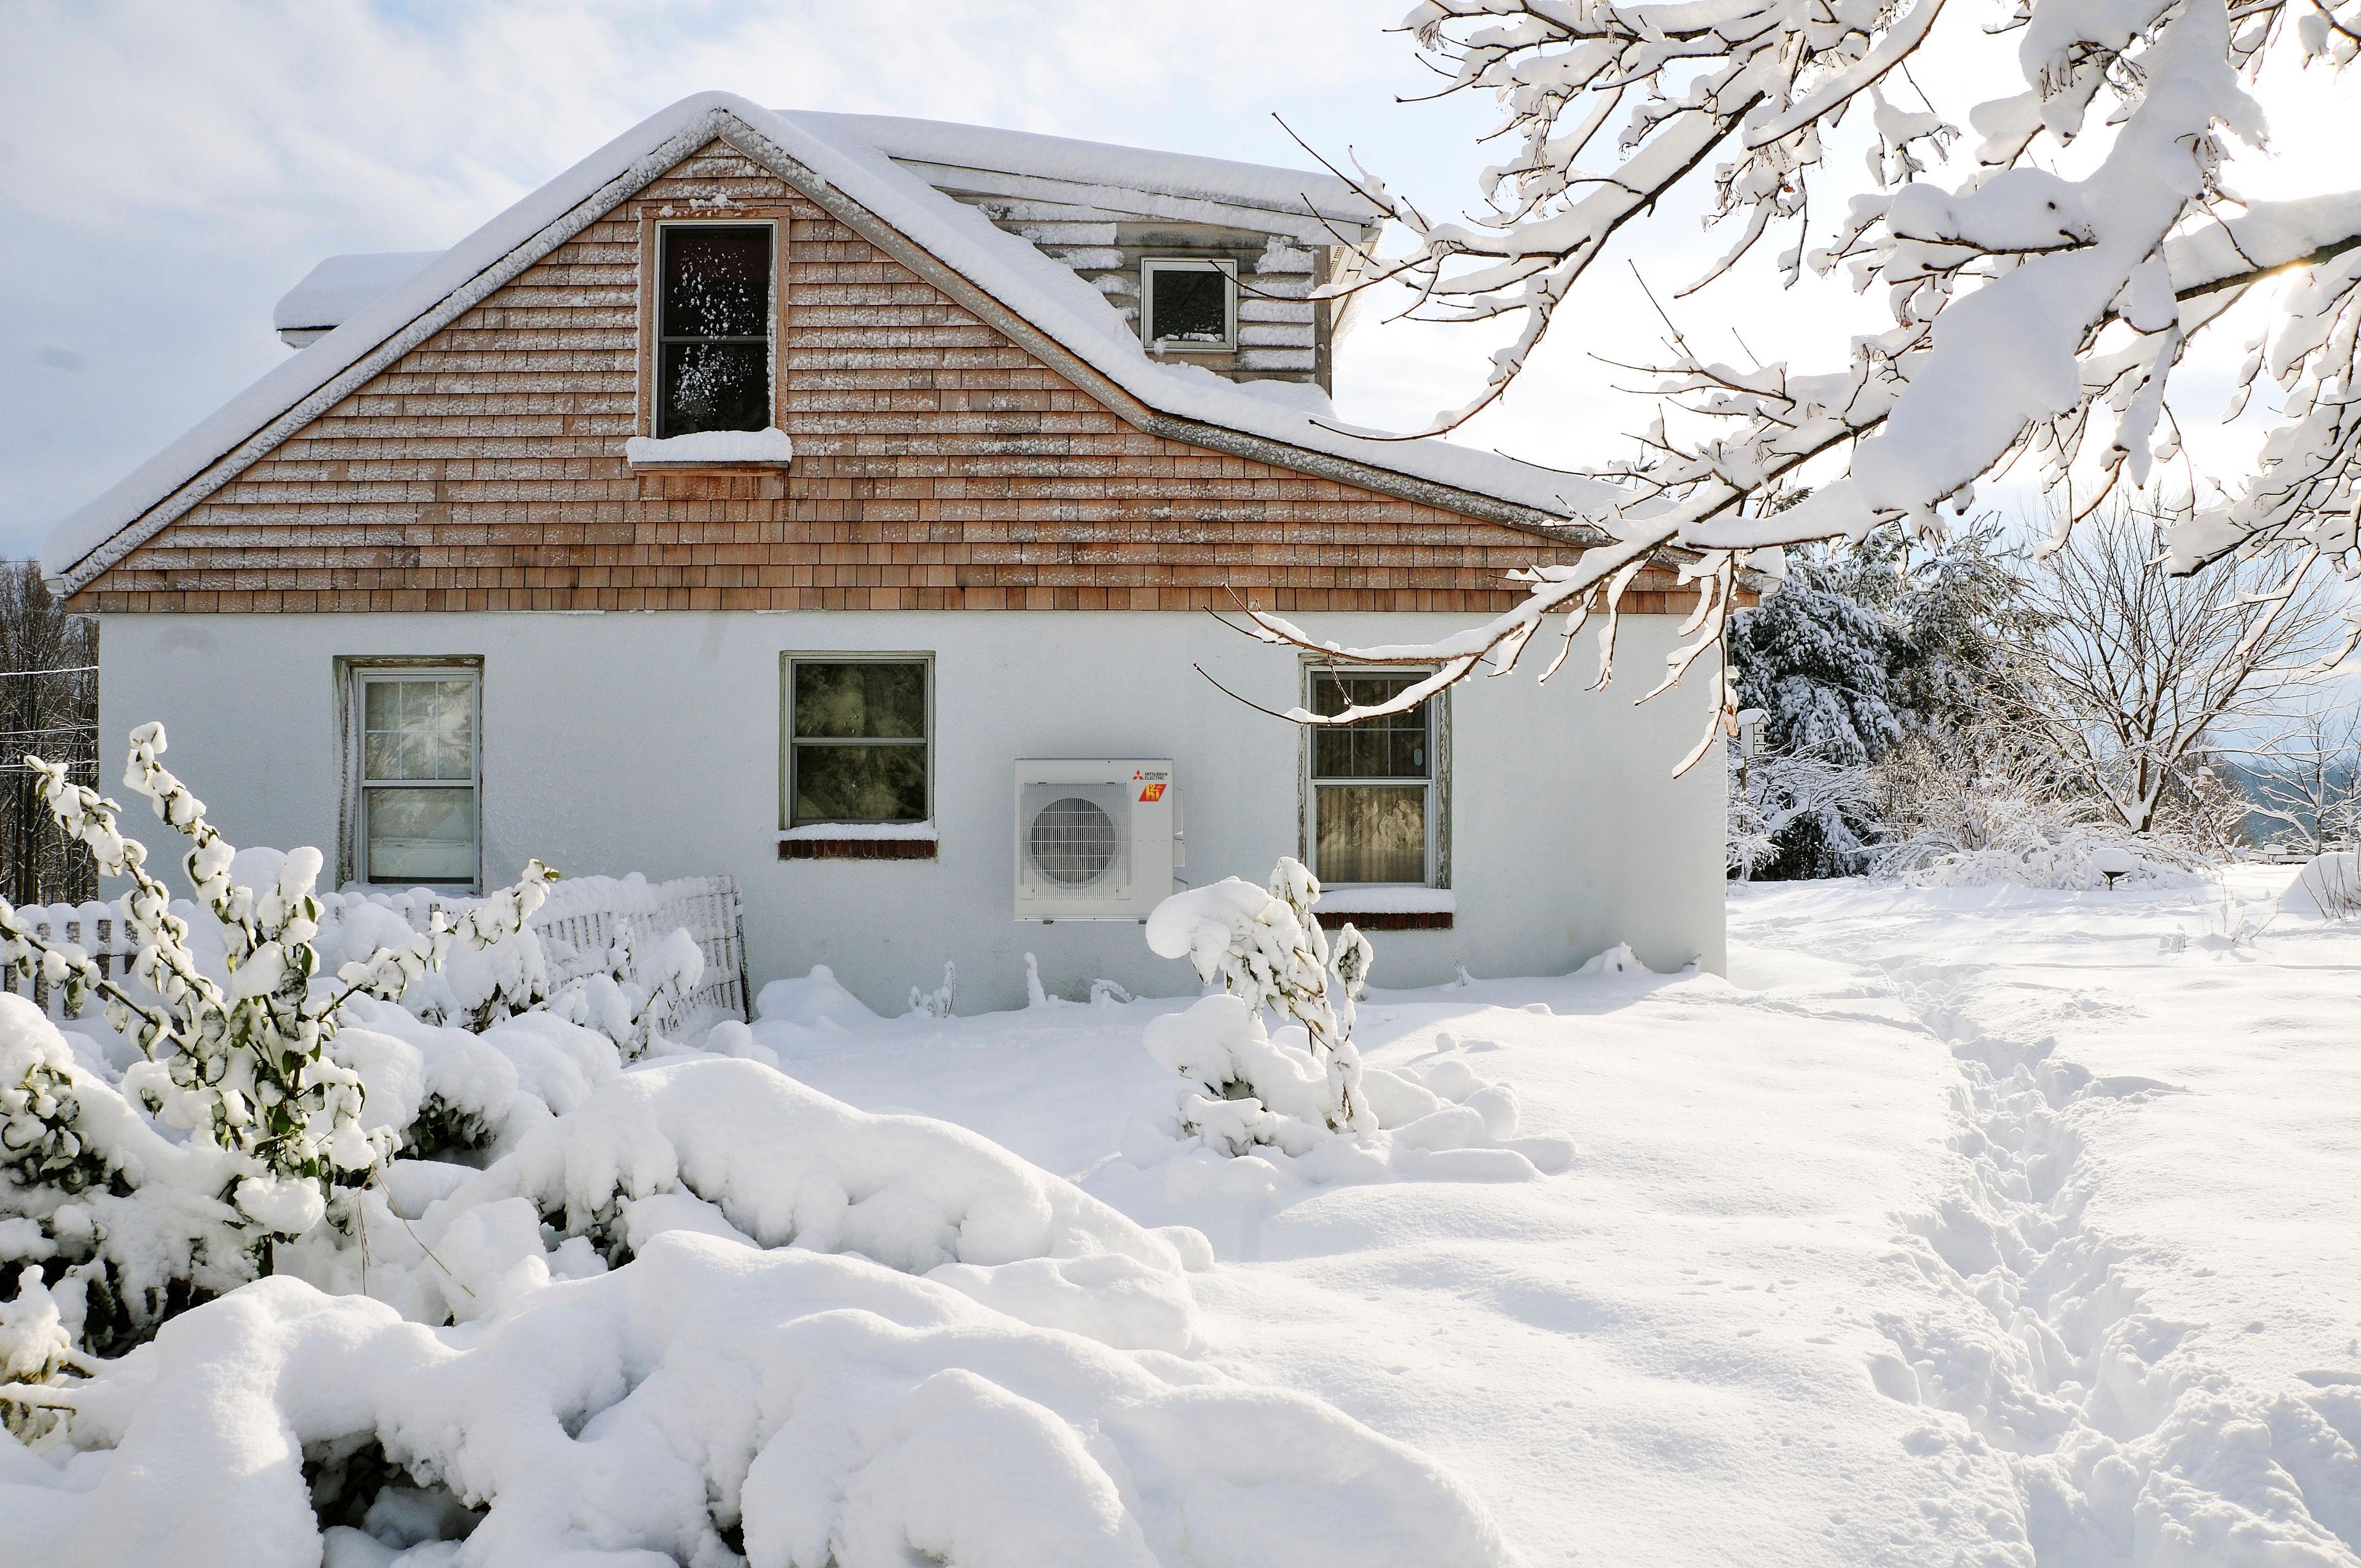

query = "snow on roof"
[45,93,1616,588]
[781,110,1385,226]
[272,250,443,332]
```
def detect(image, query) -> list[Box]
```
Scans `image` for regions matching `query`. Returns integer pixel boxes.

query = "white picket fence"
[7,874,751,1036]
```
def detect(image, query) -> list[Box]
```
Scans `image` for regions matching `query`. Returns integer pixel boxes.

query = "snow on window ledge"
[1315,885,1453,914]
[780,822,938,841]
[1313,885,1455,929]
[625,428,795,470]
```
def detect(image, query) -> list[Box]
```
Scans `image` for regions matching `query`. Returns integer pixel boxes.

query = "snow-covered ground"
[762,959,1967,1566]
[755,866,2361,1566]
[10,866,2360,1565]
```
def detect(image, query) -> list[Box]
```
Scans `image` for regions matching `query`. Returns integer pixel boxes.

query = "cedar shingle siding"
[74,143,1688,616]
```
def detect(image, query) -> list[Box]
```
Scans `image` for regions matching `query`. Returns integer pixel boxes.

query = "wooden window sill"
[628,459,794,475]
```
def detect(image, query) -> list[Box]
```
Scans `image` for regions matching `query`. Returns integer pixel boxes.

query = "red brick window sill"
[1321,909,1453,931]
[779,837,938,861]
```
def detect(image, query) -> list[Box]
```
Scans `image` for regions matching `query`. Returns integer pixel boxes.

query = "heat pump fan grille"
[1029,796,1119,886]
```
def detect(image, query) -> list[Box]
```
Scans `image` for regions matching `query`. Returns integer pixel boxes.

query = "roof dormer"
[267,113,1383,394]
[798,113,1382,396]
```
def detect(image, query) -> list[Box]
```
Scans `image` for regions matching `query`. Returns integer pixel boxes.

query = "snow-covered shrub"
[1728,742,1883,879]
[425,1055,1205,1344]
[322,881,724,1063]
[1144,993,1341,1156]
[908,961,955,1019]
[3,1235,1512,1568]
[0,1274,82,1441]
[1144,860,1375,1149]
[0,724,552,1360]
[1870,729,2204,889]
[2281,852,2361,920]
[432,919,551,1032]
[347,1002,622,1162]
[1136,862,1567,1174]
[316,890,556,1034]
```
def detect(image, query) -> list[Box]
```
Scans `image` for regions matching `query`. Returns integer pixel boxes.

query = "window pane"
[1390,725,1428,778]
[1316,785,1426,884]
[362,678,475,782]
[366,786,477,883]
[1308,670,1425,718]
[364,679,401,731]
[1309,671,1430,780]
[1149,267,1228,344]
[429,681,473,780]
[794,662,925,740]
[659,341,769,437]
[662,226,771,339]
[795,743,928,824]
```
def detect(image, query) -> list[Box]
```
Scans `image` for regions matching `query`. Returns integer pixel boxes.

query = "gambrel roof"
[45,93,1623,595]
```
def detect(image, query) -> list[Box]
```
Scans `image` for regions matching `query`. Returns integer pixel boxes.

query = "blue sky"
[2,0,2345,565]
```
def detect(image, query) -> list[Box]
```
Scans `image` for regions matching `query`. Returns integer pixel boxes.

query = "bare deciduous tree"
[1,560,98,906]
[2016,501,2344,835]
[2245,697,2361,853]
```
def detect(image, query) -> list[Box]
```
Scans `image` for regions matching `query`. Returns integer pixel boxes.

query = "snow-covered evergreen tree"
[1729,523,2034,876]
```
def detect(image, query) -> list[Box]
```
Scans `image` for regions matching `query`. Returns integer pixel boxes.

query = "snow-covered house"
[42,93,1726,1010]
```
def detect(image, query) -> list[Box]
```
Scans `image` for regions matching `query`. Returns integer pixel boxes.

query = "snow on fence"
[1,900,128,1020]
[6,873,751,1035]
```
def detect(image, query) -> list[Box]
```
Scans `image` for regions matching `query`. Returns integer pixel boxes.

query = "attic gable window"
[1140,258,1236,354]
[656,224,774,438]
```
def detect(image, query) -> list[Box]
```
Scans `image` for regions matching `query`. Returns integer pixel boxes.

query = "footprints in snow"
[1861,963,2361,1564]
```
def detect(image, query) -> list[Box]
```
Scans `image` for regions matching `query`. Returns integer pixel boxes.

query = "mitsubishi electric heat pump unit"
[1013,759,1182,921]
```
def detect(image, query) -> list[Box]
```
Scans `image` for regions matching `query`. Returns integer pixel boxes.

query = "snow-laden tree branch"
[1256,0,2361,768]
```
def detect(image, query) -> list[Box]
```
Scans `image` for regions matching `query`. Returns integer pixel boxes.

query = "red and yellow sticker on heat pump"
[1137,783,1167,802]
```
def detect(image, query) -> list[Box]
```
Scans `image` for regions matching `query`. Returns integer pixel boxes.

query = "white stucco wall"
[94,611,1725,1013]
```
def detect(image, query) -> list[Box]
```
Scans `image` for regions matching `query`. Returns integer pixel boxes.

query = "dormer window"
[1140,258,1236,354]
[656,224,774,438]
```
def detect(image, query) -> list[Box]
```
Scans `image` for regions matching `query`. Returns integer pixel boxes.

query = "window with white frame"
[350,668,481,889]
[655,223,774,438]
[1139,258,1237,354]
[1306,667,1439,885]
[783,656,932,827]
